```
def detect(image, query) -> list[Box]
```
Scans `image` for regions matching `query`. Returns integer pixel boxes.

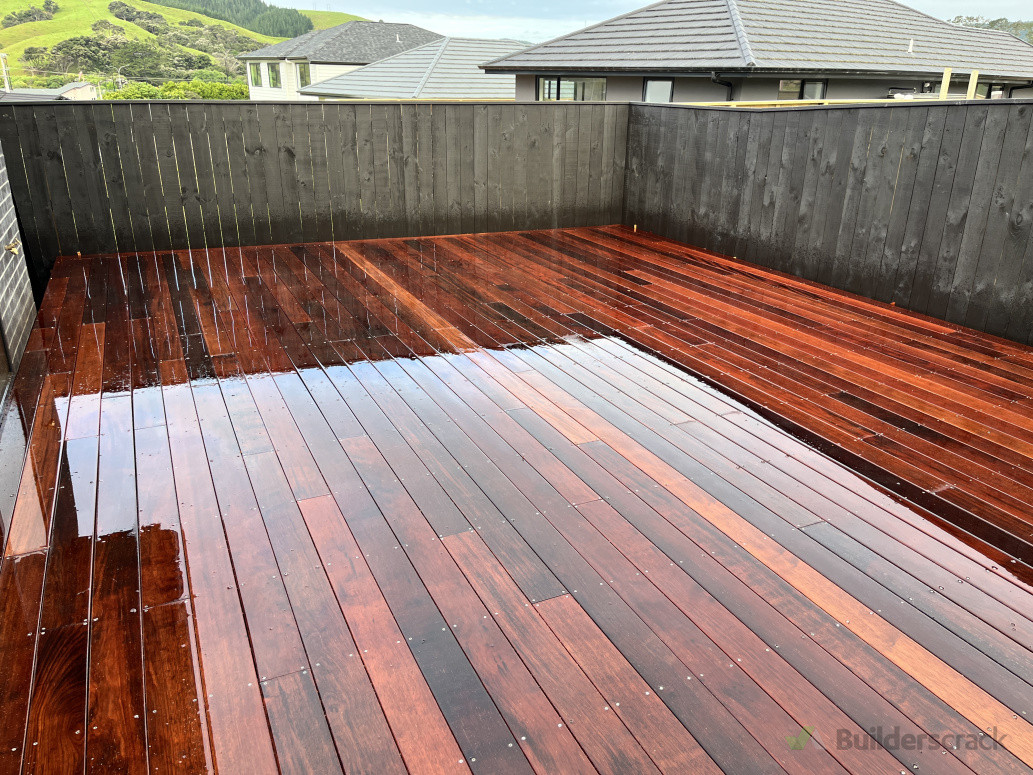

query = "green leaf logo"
[787,726,815,750]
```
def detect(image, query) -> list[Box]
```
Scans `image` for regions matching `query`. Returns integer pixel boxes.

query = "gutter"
[482,66,1032,80]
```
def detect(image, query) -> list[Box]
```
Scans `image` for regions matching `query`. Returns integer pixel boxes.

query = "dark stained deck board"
[501,228,1033,555]
[2,227,1033,773]
[506,412,1012,774]
[160,379,279,774]
[274,253,1024,772]
[490,340,1033,721]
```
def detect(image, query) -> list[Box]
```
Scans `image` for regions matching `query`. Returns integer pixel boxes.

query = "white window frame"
[642,78,674,103]
[267,61,282,89]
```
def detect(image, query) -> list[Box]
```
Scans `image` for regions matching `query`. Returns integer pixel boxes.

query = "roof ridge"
[724,0,757,66]
[412,37,451,98]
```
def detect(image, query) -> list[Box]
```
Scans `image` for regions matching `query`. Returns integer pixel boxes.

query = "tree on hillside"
[46,36,111,72]
[146,0,313,37]
[18,4,255,84]
[2,3,59,28]
[109,39,169,78]
[21,46,50,74]
[91,19,126,36]
[950,15,1033,41]
[248,7,310,36]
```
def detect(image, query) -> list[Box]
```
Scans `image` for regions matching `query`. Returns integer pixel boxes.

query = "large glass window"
[296,62,311,88]
[643,79,674,103]
[249,62,262,87]
[267,62,282,89]
[537,76,606,101]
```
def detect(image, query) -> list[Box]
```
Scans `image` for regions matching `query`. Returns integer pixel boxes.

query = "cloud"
[907,0,1030,16]
[290,0,1032,44]
[344,7,596,41]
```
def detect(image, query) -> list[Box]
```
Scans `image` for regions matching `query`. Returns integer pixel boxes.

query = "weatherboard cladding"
[302,38,525,99]
[240,21,443,64]
[484,0,1033,78]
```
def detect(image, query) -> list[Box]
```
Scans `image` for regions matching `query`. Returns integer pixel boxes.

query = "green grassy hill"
[299,9,362,30]
[0,0,283,75]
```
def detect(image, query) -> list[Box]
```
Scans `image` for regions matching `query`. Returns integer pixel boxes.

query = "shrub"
[91,19,125,36]
[104,81,160,98]
[190,68,230,82]
[105,78,249,99]
[107,2,166,26]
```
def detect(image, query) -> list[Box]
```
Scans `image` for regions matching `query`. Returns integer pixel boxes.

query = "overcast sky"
[289,0,1030,41]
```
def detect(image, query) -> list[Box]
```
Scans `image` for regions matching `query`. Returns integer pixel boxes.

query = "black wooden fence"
[4,99,1033,344]
[0,101,628,299]
[625,101,1033,345]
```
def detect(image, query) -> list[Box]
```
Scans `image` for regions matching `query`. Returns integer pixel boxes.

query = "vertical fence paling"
[0,100,630,302]
[623,101,1033,345]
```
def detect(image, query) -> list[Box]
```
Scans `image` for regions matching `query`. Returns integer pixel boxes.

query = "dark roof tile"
[483,0,1033,79]
[240,20,442,64]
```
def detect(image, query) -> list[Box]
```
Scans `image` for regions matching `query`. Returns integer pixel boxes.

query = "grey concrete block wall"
[0,142,36,374]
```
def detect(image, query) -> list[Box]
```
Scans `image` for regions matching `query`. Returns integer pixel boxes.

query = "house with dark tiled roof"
[300,38,525,100]
[239,21,442,101]
[482,0,1033,103]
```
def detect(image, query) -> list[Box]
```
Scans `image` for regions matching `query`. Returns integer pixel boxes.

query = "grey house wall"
[624,100,1033,345]
[515,73,536,100]
[516,74,731,102]
[736,77,931,101]
[0,142,36,378]
[517,73,1003,103]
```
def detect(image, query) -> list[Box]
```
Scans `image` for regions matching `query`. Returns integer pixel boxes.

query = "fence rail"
[625,101,1033,345]
[0,101,628,299]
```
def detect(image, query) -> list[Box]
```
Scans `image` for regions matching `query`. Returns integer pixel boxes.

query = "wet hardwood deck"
[1,225,1033,774]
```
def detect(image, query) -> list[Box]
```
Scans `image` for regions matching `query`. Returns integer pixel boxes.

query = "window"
[777,79,802,100]
[296,62,311,89]
[536,76,606,101]
[800,80,826,100]
[643,79,674,103]
[267,62,281,88]
[777,79,826,100]
[249,62,262,87]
